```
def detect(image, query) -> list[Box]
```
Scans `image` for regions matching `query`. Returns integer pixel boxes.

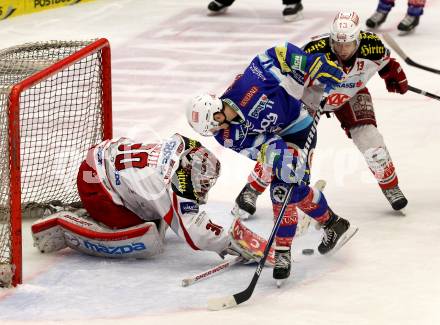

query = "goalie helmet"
[172,144,221,204]
[330,11,361,52]
[186,94,223,136]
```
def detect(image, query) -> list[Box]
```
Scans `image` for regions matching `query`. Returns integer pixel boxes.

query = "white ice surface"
[0,0,440,324]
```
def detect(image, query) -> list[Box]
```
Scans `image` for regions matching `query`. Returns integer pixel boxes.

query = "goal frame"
[7,38,113,286]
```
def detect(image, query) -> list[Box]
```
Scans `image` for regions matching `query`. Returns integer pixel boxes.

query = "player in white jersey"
[232,11,408,217]
[31,133,272,263]
[301,11,408,211]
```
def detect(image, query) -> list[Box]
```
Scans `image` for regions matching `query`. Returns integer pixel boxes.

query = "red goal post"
[0,38,112,287]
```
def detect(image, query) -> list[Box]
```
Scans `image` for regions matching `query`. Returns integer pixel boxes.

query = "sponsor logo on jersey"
[360,44,385,57]
[289,54,307,71]
[176,169,187,193]
[249,94,274,119]
[304,39,328,54]
[180,202,199,214]
[162,141,177,165]
[188,139,199,149]
[253,112,278,133]
[272,185,288,203]
[97,147,103,165]
[275,46,291,73]
[114,170,121,185]
[290,69,305,86]
[359,32,381,41]
[249,62,266,81]
[326,93,350,107]
[338,81,364,88]
[83,240,147,255]
[239,86,259,107]
[163,160,176,183]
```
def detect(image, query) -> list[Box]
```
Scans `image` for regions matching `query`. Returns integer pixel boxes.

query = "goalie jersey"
[84,133,228,253]
[301,31,391,111]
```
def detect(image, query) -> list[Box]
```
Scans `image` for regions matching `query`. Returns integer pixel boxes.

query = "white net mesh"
[0,40,109,286]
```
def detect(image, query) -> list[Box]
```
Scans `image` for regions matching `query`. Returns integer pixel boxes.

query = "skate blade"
[332,226,359,254]
[276,279,285,288]
[207,8,227,16]
[283,12,303,22]
[231,205,251,220]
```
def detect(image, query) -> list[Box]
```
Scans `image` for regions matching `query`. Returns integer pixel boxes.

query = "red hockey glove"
[378,58,408,94]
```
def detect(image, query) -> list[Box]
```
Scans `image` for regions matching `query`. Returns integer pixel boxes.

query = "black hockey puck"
[302,248,314,255]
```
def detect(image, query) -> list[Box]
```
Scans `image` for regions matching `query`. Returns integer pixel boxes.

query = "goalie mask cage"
[0,38,112,287]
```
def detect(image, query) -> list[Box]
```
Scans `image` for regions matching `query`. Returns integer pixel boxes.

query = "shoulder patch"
[179,202,199,214]
[303,37,331,55]
[358,31,389,60]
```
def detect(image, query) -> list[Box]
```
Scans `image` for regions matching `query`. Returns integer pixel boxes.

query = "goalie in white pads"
[31,134,271,263]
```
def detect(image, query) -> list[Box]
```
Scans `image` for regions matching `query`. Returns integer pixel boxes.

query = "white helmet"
[175,145,221,204]
[186,94,223,136]
[330,11,361,49]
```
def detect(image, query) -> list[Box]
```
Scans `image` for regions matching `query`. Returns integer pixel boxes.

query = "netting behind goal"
[0,39,112,287]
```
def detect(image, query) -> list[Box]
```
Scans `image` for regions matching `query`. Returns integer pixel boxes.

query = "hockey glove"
[378,58,408,94]
[305,54,345,92]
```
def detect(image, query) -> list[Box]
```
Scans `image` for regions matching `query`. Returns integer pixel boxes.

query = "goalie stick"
[382,33,440,75]
[207,93,328,311]
[181,180,326,287]
[181,256,243,287]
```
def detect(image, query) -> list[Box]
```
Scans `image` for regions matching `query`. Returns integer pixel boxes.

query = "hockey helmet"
[330,11,361,54]
[172,144,221,204]
[186,94,223,136]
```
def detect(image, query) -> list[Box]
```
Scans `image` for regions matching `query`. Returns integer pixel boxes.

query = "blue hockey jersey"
[214,42,314,165]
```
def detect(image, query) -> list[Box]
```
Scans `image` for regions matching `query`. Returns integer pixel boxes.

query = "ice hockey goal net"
[0,38,112,287]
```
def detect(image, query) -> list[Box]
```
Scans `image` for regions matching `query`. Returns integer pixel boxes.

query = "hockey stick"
[382,33,440,75]
[408,85,440,101]
[184,179,326,288]
[181,256,243,287]
[207,94,328,311]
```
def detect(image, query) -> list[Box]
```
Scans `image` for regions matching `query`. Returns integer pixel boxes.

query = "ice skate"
[382,185,408,211]
[282,3,303,22]
[207,1,229,16]
[231,184,260,219]
[397,14,419,32]
[273,246,291,287]
[318,210,358,255]
[366,10,388,29]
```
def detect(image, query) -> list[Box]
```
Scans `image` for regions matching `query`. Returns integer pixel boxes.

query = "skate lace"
[322,228,336,247]
[275,252,290,269]
[384,187,404,202]
[400,14,415,26]
[370,11,386,23]
[242,188,258,206]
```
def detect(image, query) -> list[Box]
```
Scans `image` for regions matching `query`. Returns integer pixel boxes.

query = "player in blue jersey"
[187,42,358,283]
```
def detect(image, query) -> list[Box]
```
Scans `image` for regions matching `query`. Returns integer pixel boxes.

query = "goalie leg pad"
[32,211,165,259]
[229,217,275,266]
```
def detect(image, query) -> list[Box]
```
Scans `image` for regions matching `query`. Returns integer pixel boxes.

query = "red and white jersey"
[301,31,391,111]
[85,133,229,254]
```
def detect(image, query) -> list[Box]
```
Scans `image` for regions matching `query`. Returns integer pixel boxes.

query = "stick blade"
[207,295,238,311]
[181,279,193,287]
